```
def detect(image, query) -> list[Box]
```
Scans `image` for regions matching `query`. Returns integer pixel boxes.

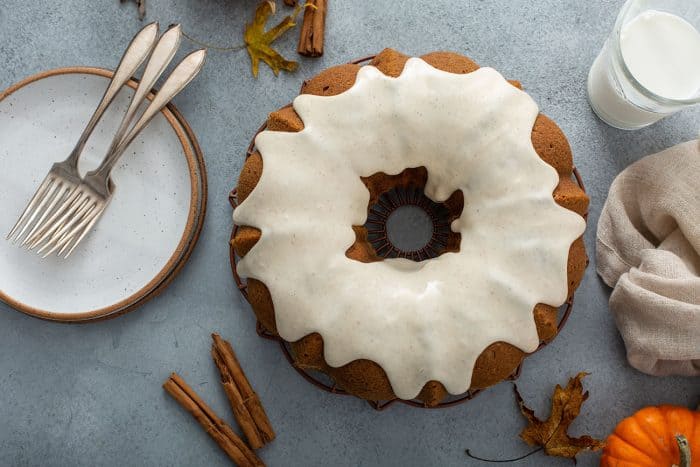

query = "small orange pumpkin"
[601,405,699,467]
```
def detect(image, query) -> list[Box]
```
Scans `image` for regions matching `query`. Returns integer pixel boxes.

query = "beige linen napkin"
[596,140,700,376]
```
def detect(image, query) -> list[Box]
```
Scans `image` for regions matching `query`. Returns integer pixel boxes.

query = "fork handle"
[88,48,207,181]
[64,22,159,167]
[102,25,182,162]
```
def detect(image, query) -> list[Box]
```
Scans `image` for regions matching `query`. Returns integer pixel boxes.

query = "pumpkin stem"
[675,435,690,467]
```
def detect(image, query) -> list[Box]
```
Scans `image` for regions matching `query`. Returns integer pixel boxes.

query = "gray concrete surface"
[0,1,697,466]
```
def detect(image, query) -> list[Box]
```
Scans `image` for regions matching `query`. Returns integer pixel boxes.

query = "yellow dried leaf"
[244,0,305,77]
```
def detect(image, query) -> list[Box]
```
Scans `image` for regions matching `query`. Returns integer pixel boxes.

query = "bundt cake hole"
[385,204,433,253]
[346,168,463,263]
[365,188,454,261]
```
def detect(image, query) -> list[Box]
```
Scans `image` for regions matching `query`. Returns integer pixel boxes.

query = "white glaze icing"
[233,58,586,400]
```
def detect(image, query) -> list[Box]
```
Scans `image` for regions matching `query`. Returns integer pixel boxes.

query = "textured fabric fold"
[596,140,700,376]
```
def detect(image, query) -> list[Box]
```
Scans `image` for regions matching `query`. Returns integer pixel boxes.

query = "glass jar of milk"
[588,0,700,129]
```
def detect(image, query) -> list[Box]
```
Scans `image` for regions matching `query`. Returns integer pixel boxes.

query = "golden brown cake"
[232,49,589,406]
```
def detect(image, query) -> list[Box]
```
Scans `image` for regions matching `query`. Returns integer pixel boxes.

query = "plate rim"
[0,66,207,322]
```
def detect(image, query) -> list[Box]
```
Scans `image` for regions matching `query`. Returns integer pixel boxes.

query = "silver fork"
[6,22,160,245]
[29,47,207,259]
[24,24,184,255]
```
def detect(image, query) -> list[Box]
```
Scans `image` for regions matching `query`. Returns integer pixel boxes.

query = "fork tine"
[40,198,95,252]
[19,180,71,246]
[43,203,99,259]
[6,176,55,242]
[10,180,56,244]
[35,197,92,255]
[64,208,103,259]
[56,206,102,258]
[24,185,82,247]
[42,227,82,259]
[43,229,75,259]
[26,189,85,250]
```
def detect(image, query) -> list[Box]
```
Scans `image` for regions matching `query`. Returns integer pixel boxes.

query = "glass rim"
[612,0,700,106]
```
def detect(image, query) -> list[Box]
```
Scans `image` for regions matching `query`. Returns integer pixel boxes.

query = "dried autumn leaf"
[244,0,305,77]
[516,372,605,462]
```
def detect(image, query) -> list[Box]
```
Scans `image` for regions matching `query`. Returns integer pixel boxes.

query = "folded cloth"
[596,140,700,377]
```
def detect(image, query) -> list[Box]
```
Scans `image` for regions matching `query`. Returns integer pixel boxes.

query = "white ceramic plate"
[0,68,205,321]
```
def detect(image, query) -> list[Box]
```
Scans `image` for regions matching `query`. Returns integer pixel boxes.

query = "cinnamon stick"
[212,346,265,449]
[163,373,264,467]
[212,334,276,444]
[297,0,327,57]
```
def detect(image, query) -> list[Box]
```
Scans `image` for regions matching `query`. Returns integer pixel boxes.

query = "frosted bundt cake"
[231,49,589,406]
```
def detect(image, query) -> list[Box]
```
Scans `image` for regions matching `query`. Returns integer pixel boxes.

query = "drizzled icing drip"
[234,58,586,400]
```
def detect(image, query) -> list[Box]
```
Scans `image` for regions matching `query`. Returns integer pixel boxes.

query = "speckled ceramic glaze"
[0,68,206,321]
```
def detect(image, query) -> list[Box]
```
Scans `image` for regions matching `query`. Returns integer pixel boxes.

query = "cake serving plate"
[0,67,207,322]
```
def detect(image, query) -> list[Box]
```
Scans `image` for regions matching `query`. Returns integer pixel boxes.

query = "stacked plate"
[0,67,207,322]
